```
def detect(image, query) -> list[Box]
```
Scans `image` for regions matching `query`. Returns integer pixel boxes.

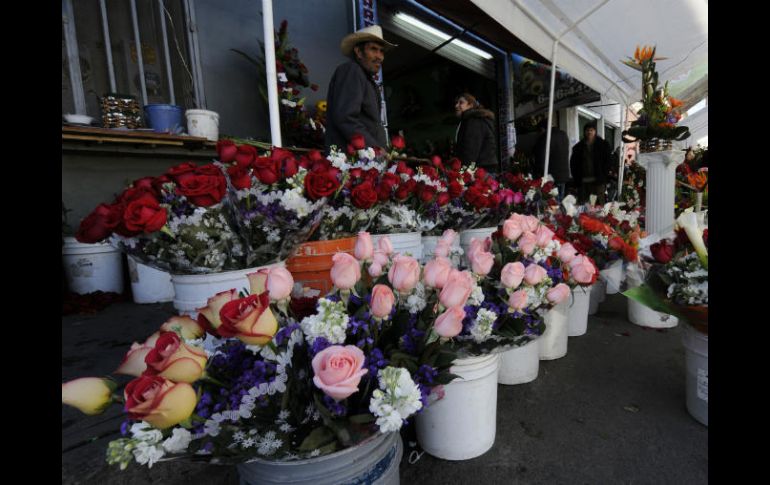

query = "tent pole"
[542,40,559,186]
[262,0,282,147]
[616,103,626,201]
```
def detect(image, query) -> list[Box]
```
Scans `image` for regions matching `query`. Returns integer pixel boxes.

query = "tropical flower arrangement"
[61,233,471,469]
[620,45,690,144]
[624,210,708,331]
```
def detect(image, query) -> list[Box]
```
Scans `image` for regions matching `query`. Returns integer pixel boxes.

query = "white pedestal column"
[637,150,685,235]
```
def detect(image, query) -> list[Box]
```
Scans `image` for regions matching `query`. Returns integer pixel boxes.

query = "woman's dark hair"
[455,93,481,109]
[584,121,598,131]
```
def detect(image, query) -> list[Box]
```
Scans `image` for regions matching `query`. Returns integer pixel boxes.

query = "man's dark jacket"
[325,60,387,150]
[569,136,613,184]
[455,108,498,172]
[533,127,571,184]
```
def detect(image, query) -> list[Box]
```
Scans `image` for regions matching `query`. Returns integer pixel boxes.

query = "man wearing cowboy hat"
[325,25,396,151]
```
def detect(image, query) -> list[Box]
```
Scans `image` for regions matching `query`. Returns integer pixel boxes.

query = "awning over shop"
[468,0,708,112]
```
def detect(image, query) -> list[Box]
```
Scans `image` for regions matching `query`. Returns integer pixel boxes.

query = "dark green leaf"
[298,426,336,451]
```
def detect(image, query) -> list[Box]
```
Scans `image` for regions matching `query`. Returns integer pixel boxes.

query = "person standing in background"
[454,93,499,173]
[569,122,612,204]
[533,118,570,200]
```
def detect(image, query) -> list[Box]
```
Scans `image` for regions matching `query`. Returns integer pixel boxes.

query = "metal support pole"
[262,0,282,147]
[617,104,627,201]
[62,0,86,114]
[129,0,148,106]
[542,41,559,184]
[158,0,176,105]
[187,0,206,108]
[182,0,200,108]
[99,0,116,93]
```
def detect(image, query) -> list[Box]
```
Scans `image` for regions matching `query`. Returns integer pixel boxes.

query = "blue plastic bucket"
[143,104,184,133]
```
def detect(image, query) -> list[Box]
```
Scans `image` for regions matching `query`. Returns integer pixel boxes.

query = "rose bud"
[144,332,208,383]
[534,225,555,248]
[521,215,541,233]
[650,240,674,264]
[160,316,205,340]
[62,377,117,415]
[503,215,524,242]
[524,264,548,286]
[388,255,421,293]
[235,144,258,166]
[558,242,580,264]
[217,293,279,346]
[355,232,375,261]
[372,250,389,268]
[216,139,238,163]
[434,306,465,338]
[266,267,294,301]
[115,332,161,377]
[440,229,458,246]
[508,289,529,312]
[312,345,368,401]
[370,284,396,319]
[434,241,451,259]
[470,250,495,276]
[439,270,474,308]
[547,283,571,305]
[331,252,361,290]
[197,289,239,335]
[423,257,452,289]
[391,135,406,150]
[378,236,394,255]
[569,255,598,285]
[501,262,526,289]
[517,231,538,256]
[124,375,198,429]
[368,262,383,278]
[350,133,366,150]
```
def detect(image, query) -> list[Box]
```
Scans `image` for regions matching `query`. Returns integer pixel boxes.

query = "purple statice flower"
[325,294,342,303]
[400,313,425,355]
[414,364,438,408]
[323,394,347,417]
[274,323,301,346]
[120,420,131,436]
[461,304,480,335]
[311,337,332,356]
[365,348,389,378]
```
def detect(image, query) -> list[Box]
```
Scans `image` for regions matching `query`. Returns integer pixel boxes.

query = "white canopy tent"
[680,106,708,148]
[469,0,708,189]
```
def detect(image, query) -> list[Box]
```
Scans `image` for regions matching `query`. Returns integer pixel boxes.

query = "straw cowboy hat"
[340,25,397,56]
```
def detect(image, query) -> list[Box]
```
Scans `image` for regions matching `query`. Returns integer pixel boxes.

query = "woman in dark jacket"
[454,93,499,172]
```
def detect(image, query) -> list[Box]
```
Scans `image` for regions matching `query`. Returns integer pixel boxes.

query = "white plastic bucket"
[568,285,591,337]
[372,232,423,260]
[62,237,124,295]
[421,235,461,263]
[498,339,540,385]
[416,353,500,460]
[185,109,219,141]
[600,259,624,294]
[459,226,497,266]
[238,431,402,485]
[588,280,604,315]
[539,300,569,360]
[171,261,286,317]
[682,324,708,426]
[128,256,174,304]
[628,299,679,328]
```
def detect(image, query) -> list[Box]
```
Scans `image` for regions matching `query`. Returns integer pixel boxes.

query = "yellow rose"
[62,377,116,415]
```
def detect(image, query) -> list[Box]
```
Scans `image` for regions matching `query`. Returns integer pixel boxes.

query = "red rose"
[488,193,502,208]
[419,184,437,203]
[436,192,450,206]
[351,181,378,209]
[449,158,462,171]
[422,166,438,180]
[132,177,157,194]
[650,240,674,263]
[122,194,167,234]
[255,166,279,185]
[391,135,406,150]
[608,236,625,251]
[350,133,366,150]
[431,155,442,168]
[674,228,690,250]
[290,295,320,321]
[177,172,227,207]
[308,150,324,162]
[462,172,473,184]
[346,144,356,156]
[476,168,488,181]
[227,165,252,190]
[394,185,410,201]
[165,162,198,183]
[195,164,224,177]
[304,170,340,200]
[702,229,708,248]
[152,175,172,195]
[235,145,258,167]
[216,140,238,163]
[448,180,464,198]
[396,161,414,176]
[377,183,393,202]
[349,168,364,180]
[364,168,379,182]
[311,160,332,173]
[76,203,122,243]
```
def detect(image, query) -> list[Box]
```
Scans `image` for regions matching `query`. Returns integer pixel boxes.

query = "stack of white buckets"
[62,237,125,295]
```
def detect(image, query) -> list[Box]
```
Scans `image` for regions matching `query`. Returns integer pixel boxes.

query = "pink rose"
[368,262,383,277]
[354,232,374,261]
[434,241,451,258]
[524,264,548,285]
[440,229,458,246]
[470,250,494,276]
[501,262,526,289]
[388,255,421,293]
[330,252,361,290]
[370,284,395,319]
[439,270,474,308]
[547,283,571,304]
[569,255,597,285]
[434,306,465,338]
[312,345,368,401]
[266,267,294,301]
[513,191,524,204]
[534,225,554,248]
[378,236,394,255]
[518,231,538,255]
[558,242,579,264]
[423,257,452,289]
[467,237,490,261]
[508,289,529,311]
[521,215,541,233]
[503,214,524,241]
